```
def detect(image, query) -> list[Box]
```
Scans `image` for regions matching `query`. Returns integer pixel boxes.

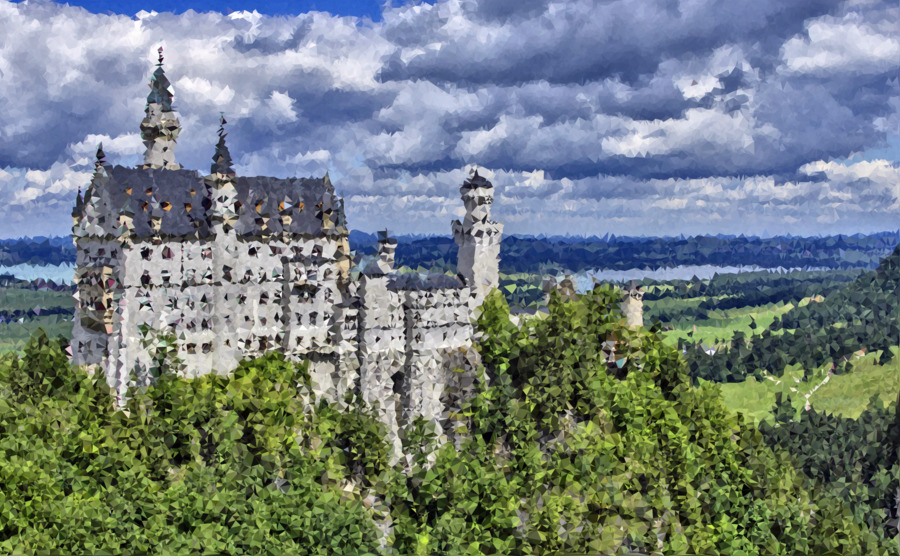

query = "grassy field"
[0,287,74,312]
[656,297,819,347]
[705,347,900,426]
[0,316,73,354]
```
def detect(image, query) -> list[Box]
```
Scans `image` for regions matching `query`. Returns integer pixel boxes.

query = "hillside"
[681,243,900,383]
[0,287,894,554]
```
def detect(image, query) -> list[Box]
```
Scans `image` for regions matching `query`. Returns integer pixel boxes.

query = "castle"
[71,49,502,453]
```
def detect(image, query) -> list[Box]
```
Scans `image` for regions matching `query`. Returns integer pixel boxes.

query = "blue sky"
[0,0,898,239]
[16,0,389,20]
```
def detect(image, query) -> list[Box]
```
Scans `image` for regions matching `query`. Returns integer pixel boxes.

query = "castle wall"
[400,287,474,434]
[356,274,406,457]
[72,162,502,462]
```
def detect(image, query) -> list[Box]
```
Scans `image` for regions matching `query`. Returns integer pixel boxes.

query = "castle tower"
[140,46,182,170]
[71,144,119,366]
[620,280,645,328]
[452,169,503,308]
[204,115,243,375]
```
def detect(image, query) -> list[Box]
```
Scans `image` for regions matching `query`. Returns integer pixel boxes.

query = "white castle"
[70,49,503,453]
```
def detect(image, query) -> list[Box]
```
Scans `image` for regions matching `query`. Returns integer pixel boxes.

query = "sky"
[0,0,898,239]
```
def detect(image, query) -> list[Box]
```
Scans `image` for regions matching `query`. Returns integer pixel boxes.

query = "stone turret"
[207,114,238,231]
[140,46,182,170]
[452,168,503,308]
[620,280,644,327]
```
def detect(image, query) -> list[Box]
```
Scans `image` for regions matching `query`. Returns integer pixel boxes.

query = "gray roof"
[97,165,337,239]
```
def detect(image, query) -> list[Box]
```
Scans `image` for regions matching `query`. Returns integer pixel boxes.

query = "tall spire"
[211,113,235,176]
[140,45,182,170]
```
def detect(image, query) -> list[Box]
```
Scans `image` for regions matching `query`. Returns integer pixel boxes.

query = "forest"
[0,233,898,553]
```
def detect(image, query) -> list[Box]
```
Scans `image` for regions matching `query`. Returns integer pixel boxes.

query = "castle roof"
[463,169,493,190]
[99,165,338,239]
[147,47,174,112]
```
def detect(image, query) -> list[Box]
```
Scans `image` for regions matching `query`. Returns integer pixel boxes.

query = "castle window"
[201,319,210,329]
[259,292,269,304]
[98,248,106,256]
[248,247,257,257]
[161,201,172,212]
[141,201,149,211]
[184,203,192,212]
[140,272,151,286]
[186,343,197,354]
[309,311,318,325]
[260,317,267,326]
[190,188,196,196]
[201,248,212,259]
[234,202,242,212]
[237,294,247,305]
[202,342,212,353]
[161,247,174,259]
[145,188,152,196]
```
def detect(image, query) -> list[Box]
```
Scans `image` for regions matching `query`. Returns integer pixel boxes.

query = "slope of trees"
[759,393,900,547]
[682,245,900,382]
[0,288,895,553]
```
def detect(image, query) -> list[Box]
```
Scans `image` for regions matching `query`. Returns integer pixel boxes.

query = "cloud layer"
[0,0,898,238]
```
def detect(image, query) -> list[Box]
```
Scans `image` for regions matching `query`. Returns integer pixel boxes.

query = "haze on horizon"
[0,0,898,239]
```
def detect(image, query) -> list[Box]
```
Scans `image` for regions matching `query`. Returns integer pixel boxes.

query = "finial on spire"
[95,143,106,169]
[211,113,235,176]
[141,48,182,170]
[218,112,227,137]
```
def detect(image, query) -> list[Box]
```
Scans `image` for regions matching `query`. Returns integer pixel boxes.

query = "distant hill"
[353,231,900,274]
[4,231,899,272]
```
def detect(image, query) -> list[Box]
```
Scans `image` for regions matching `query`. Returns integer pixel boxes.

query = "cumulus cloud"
[0,0,897,239]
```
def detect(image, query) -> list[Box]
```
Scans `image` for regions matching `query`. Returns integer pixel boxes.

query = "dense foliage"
[0,288,896,554]
[383,287,889,554]
[0,331,389,554]
[682,245,900,382]
[643,269,864,323]
[759,393,900,547]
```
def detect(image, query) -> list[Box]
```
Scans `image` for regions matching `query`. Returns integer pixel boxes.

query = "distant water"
[0,262,827,290]
[0,263,76,284]
[566,264,826,293]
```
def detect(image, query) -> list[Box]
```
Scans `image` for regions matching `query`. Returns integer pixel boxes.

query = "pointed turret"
[206,114,239,231]
[452,166,503,307]
[140,46,182,170]
[83,143,106,205]
[211,113,235,176]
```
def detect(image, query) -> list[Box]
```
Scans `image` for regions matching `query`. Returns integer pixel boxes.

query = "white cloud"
[264,90,299,124]
[781,16,900,75]
[0,0,898,239]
